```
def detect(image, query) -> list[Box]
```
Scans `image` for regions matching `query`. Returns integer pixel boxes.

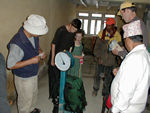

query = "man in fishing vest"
[7,14,48,113]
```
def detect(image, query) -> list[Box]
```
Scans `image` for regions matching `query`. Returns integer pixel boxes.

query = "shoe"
[92,90,98,97]
[30,108,41,113]
[52,106,58,113]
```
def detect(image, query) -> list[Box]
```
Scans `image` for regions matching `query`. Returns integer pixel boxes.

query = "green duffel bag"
[64,75,87,113]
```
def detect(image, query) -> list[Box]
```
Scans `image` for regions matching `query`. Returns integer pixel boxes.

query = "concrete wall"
[0,0,76,102]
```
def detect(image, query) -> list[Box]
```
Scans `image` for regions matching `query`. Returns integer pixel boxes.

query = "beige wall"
[0,0,76,58]
[0,0,76,101]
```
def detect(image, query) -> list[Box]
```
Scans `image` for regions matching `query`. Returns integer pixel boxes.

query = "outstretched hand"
[112,49,119,56]
[113,67,119,76]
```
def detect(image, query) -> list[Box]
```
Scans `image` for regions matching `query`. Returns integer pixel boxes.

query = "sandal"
[30,108,41,113]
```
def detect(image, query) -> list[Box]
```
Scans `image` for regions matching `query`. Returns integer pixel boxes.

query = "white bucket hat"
[23,14,48,35]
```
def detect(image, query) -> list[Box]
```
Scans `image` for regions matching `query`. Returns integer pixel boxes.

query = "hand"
[113,67,119,76]
[30,56,40,64]
[39,52,46,59]
[51,59,55,66]
[112,49,119,56]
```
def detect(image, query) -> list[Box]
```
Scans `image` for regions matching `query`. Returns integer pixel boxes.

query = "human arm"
[50,27,63,66]
[112,47,128,59]
[73,55,83,59]
[7,44,40,70]
[8,56,40,70]
[51,44,55,66]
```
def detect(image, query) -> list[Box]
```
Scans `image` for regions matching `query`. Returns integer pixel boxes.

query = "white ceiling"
[70,0,150,8]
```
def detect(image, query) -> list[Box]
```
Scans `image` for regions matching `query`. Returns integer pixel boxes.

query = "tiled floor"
[11,55,150,113]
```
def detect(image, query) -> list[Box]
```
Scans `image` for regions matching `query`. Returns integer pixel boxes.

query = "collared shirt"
[111,44,150,113]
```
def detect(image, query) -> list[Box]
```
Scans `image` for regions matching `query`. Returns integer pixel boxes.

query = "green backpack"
[64,75,87,113]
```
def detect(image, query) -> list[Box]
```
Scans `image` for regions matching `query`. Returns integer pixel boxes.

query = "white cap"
[23,14,48,35]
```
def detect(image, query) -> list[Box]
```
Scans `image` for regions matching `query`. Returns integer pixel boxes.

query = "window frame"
[77,11,116,37]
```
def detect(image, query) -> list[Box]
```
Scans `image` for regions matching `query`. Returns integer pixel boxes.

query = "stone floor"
[11,55,150,113]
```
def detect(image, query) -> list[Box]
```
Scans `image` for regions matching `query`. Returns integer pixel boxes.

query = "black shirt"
[52,25,75,54]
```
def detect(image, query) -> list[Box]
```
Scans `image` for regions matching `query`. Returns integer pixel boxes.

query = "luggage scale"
[55,50,74,113]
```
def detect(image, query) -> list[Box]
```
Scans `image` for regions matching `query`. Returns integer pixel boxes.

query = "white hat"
[123,20,142,38]
[23,14,48,35]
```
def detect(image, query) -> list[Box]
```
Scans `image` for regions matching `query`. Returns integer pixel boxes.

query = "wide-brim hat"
[117,1,135,15]
[23,14,48,35]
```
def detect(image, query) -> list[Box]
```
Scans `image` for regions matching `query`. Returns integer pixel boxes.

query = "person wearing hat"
[112,1,150,110]
[7,14,48,113]
[48,18,81,113]
[92,18,121,101]
[112,1,149,58]
[111,20,150,113]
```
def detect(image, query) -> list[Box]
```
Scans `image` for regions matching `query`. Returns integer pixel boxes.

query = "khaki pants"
[15,75,38,113]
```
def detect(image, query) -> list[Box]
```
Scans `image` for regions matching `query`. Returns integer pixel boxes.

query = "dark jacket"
[94,38,116,66]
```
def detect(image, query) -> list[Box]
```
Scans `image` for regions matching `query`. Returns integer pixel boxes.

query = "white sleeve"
[7,44,24,68]
[112,55,142,112]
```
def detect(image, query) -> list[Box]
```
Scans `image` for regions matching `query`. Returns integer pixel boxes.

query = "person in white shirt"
[111,20,150,113]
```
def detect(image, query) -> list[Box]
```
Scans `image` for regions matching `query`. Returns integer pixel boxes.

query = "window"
[105,14,115,18]
[92,13,102,17]
[78,13,89,17]
[103,20,106,29]
[96,20,101,34]
[83,19,88,34]
[77,12,115,36]
[90,20,95,34]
